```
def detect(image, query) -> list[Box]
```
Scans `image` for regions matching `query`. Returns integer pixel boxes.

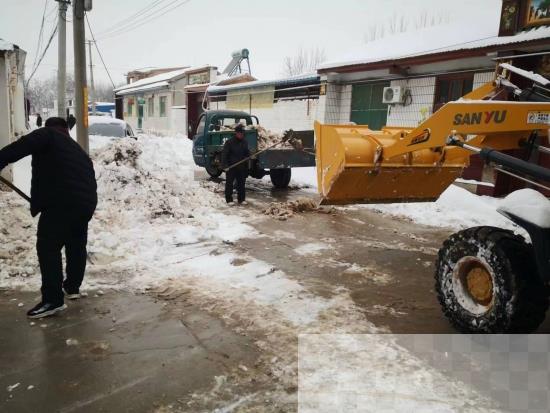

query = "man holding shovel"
[0,117,97,318]
[221,123,250,206]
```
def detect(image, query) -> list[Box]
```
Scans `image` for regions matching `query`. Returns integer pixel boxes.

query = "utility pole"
[55,0,69,118]
[73,0,89,153]
[87,40,96,115]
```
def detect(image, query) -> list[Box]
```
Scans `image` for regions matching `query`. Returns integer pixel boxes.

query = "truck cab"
[190,109,315,188]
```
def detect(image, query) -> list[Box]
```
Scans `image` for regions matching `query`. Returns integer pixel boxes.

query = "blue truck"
[190,110,315,188]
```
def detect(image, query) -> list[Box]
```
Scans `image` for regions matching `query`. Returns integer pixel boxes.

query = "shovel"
[223,129,304,172]
[0,175,31,202]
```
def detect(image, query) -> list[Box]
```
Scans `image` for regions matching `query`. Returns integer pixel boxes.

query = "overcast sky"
[2,0,502,86]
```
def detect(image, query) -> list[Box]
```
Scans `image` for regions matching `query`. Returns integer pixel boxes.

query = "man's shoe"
[227,201,236,206]
[63,287,81,300]
[27,302,67,319]
[239,200,248,206]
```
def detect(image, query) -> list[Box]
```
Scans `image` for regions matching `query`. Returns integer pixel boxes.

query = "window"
[159,96,167,117]
[434,74,474,112]
[195,114,206,136]
[148,97,154,117]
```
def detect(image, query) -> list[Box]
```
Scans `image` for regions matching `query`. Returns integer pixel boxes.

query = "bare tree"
[365,10,451,43]
[26,74,117,114]
[282,47,327,76]
[27,74,73,113]
[94,82,116,102]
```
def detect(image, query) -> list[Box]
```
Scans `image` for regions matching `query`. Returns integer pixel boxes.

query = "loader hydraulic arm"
[382,99,550,160]
[314,80,550,205]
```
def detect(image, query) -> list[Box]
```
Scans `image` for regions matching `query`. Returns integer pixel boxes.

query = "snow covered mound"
[0,135,253,290]
[96,138,142,168]
[498,188,550,228]
[364,185,520,232]
[92,137,201,219]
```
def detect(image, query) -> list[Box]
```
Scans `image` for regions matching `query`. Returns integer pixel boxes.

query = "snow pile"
[0,135,254,289]
[499,188,550,228]
[0,195,37,281]
[96,138,142,168]
[221,123,295,150]
[364,185,518,232]
[263,198,321,220]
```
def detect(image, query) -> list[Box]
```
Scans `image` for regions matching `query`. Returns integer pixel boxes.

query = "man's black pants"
[225,168,247,203]
[37,208,93,304]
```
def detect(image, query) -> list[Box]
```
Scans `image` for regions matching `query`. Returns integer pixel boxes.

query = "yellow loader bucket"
[314,122,465,205]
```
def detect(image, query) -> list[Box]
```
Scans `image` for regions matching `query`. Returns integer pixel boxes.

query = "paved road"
[218,172,550,334]
[2,173,549,412]
[0,290,258,413]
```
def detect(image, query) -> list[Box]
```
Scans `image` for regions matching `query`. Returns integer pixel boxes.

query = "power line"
[97,0,184,39]
[95,0,168,37]
[97,0,192,41]
[26,19,59,87]
[85,13,116,89]
[31,0,49,74]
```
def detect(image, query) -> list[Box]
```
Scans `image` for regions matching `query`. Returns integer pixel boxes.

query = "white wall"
[0,48,28,185]
[170,107,187,135]
[386,76,437,127]
[123,91,174,136]
[209,96,324,133]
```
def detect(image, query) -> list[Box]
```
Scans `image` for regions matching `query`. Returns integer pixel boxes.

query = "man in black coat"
[221,124,250,205]
[36,113,42,127]
[0,117,97,318]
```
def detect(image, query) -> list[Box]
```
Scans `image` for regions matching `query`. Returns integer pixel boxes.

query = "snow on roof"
[0,38,15,51]
[93,101,115,106]
[114,65,214,94]
[207,72,319,94]
[319,24,550,71]
[116,81,170,95]
[115,68,187,93]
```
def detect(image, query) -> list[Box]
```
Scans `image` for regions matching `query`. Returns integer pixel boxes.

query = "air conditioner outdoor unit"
[382,86,405,104]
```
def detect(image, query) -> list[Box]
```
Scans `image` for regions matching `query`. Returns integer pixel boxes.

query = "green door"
[138,103,144,129]
[350,82,390,130]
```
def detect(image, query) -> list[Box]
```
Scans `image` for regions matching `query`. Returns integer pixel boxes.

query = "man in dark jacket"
[36,113,42,127]
[0,117,97,318]
[221,124,250,205]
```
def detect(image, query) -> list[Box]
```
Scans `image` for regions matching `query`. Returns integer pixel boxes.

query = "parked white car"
[88,116,134,138]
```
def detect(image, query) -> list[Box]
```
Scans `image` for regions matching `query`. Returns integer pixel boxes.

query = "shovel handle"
[0,176,31,203]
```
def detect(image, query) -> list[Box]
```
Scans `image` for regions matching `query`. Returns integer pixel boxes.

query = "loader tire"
[270,168,291,189]
[435,226,548,333]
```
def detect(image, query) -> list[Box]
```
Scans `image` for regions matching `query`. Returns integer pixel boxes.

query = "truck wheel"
[205,164,222,178]
[270,168,291,189]
[435,226,548,333]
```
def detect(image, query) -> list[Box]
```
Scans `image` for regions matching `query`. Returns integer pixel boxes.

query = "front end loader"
[314,63,550,333]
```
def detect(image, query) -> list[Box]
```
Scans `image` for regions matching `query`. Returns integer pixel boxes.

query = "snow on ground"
[0,134,349,330]
[362,185,519,232]
[290,166,317,189]
[0,133,526,409]
[289,168,521,233]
